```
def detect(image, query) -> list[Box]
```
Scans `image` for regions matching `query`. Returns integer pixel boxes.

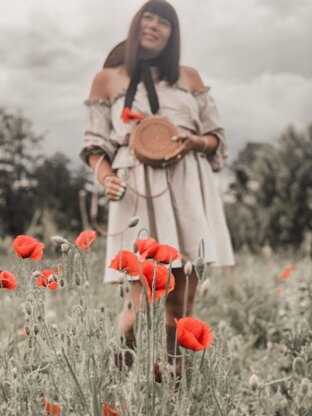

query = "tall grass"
[0,236,311,415]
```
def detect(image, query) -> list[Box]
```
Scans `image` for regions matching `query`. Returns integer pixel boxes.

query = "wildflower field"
[0,232,311,416]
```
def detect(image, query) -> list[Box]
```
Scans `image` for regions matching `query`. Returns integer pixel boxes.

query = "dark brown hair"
[124,0,180,85]
[103,41,126,68]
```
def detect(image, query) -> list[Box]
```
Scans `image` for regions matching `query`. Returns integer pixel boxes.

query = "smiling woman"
[79,0,235,377]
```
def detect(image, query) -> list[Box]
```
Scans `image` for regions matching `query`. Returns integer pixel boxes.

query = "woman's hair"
[103,41,126,68]
[125,0,180,85]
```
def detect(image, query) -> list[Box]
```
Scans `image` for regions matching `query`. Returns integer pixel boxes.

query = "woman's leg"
[165,268,198,376]
[115,281,142,369]
[117,281,142,338]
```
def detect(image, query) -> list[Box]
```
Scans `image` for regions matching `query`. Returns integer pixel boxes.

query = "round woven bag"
[129,117,179,168]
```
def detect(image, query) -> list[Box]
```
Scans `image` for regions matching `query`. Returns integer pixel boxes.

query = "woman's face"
[139,11,172,56]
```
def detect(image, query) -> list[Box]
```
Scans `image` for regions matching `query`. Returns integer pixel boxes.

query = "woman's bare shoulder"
[88,67,127,100]
[179,65,205,93]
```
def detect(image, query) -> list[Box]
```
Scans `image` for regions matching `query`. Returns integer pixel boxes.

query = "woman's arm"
[86,70,126,200]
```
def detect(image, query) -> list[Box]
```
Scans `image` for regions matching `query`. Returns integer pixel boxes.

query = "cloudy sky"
[1,0,311,168]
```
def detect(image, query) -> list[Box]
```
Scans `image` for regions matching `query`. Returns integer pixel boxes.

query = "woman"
[79,0,234,372]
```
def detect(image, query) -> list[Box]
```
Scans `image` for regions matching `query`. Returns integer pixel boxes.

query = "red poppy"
[109,251,140,276]
[12,235,44,261]
[0,271,17,291]
[103,403,128,416]
[36,269,59,290]
[136,238,182,263]
[139,260,175,302]
[75,229,96,250]
[175,317,214,351]
[43,399,60,415]
[277,264,296,280]
[136,238,159,258]
[121,107,144,123]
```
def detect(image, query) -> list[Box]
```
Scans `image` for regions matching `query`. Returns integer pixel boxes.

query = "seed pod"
[293,357,305,376]
[249,374,259,391]
[183,261,193,277]
[25,302,32,316]
[300,378,310,396]
[128,216,140,228]
[33,325,39,335]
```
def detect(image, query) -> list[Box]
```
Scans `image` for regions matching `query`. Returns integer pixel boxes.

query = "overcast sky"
[1,0,311,168]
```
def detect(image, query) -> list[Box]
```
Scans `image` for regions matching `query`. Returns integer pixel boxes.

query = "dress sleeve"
[195,87,228,172]
[79,97,119,166]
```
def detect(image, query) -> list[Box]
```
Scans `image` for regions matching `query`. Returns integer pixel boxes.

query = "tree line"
[0,107,311,252]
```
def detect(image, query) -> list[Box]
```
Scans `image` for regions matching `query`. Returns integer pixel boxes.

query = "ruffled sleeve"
[79,97,119,166]
[195,87,228,172]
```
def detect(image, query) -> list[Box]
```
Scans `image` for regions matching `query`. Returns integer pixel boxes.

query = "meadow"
[0,232,311,416]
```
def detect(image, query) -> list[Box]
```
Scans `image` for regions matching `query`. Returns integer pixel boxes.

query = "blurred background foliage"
[0,106,311,254]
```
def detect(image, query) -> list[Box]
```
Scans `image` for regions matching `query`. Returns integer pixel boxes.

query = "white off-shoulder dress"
[79,80,235,283]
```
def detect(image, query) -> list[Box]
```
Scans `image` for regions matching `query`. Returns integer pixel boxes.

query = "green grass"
[0,237,311,415]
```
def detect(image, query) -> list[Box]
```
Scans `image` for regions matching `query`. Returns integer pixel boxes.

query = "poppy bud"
[194,257,205,280]
[100,306,105,313]
[48,274,57,284]
[25,326,31,337]
[199,278,211,297]
[293,357,305,376]
[300,378,310,396]
[33,325,39,335]
[32,271,42,278]
[128,216,140,228]
[85,280,90,289]
[25,302,32,315]
[61,243,70,253]
[249,374,259,391]
[56,350,62,359]
[51,235,70,245]
[183,262,193,277]
[59,279,65,288]
[119,285,124,298]
[127,300,133,310]
[75,273,81,286]
[11,367,18,379]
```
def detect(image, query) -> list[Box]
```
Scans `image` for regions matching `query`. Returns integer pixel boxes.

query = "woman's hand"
[102,174,126,201]
[163,132,219,165]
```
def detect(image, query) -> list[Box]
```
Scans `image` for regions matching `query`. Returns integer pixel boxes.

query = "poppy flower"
[136,238,159,258]
[175,317,214,351]
[121,107,144,123]
[12,235,44,261]
[36,269,60,290]
[139,260,175,302]
[75,229,96,250]
[43,399,60,415]
[109,250,140,276]
[277,264,296,280]
[136,238,182,263]
[0,271,17,291]
[103,403,128,416]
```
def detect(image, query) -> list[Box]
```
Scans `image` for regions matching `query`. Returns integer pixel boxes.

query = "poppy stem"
[182,275,189,318]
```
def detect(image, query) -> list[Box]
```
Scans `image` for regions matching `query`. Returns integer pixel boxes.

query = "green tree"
[0,108,43,236]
